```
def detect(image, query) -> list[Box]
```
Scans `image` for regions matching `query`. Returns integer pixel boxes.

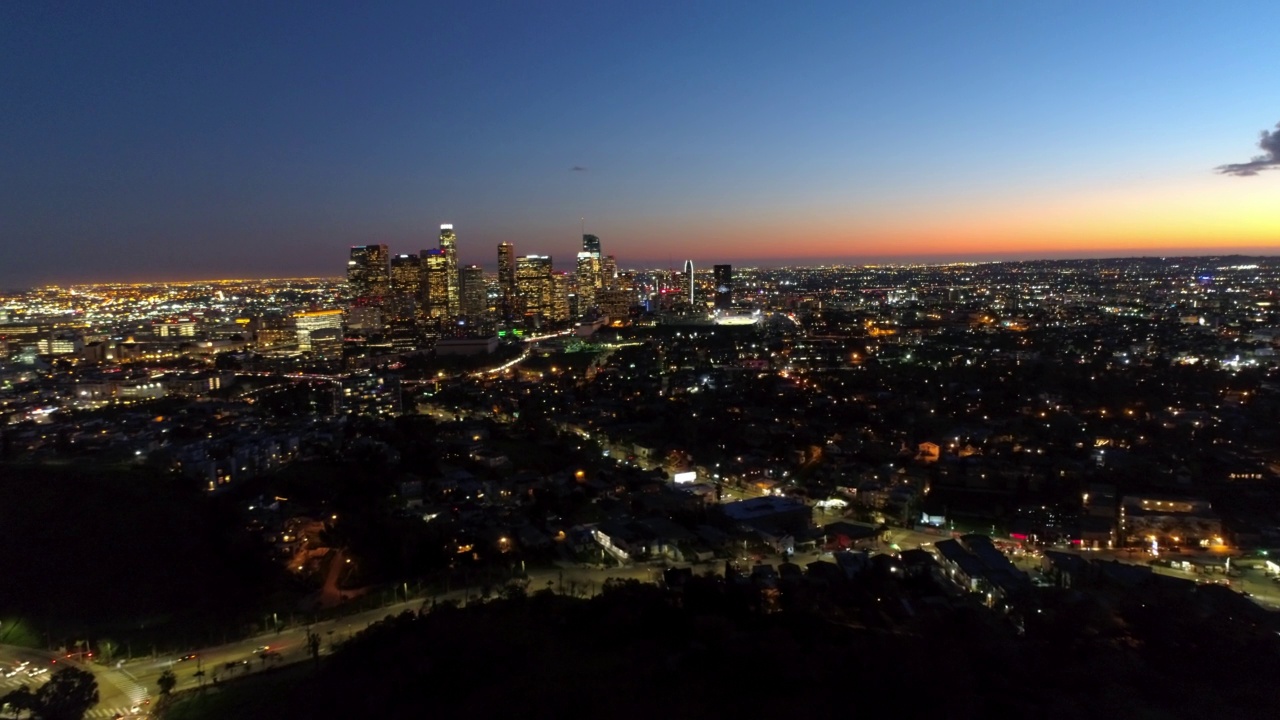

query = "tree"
[1,685,33,719]
[305,629,322,665]
[156,669,176,697]
[32,666,98,720]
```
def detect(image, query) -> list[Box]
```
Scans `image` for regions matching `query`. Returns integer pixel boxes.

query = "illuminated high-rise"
[347,245,390,301]
[714,264,733,310]
[515,255,553,322]
[582,233,601,258]
[601,255,618,289]
[459,264,487,318]
[497,242,517,318]
[389,253,422,319]
[550,272,571,322]
[598,287,635,322]
[683,259,695,305]
[422,249,449,318]
[576,252,600,312]
[439,224,460,317]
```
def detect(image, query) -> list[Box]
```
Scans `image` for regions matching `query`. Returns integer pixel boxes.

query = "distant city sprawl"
[4,252,1280,718]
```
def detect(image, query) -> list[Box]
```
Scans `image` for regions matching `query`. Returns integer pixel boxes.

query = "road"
[41,560,691,717]
[0,643,147,719]
[1059,547,1280,608]
[1,561,662,718]
[106,522,1276,703]
[8,523,1273,718]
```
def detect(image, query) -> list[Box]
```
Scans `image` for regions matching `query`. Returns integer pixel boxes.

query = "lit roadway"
[1044,547,1280,609]
[8,526,1273,718]
[0,643,147,719]
[56,560,682,714]
[162,519,936,705]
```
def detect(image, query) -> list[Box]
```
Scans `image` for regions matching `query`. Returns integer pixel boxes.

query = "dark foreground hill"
[161,577,1279,720]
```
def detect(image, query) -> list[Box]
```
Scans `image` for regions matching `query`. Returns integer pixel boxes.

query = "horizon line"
[7,251,1280,291]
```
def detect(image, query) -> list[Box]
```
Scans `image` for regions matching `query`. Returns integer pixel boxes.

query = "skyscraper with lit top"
[439,224,460,317]
[389,253,422,319]
[516,255,553,323]
[459,264,487,319]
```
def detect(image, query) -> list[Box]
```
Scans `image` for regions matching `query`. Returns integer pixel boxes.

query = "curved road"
[1,561,693,718]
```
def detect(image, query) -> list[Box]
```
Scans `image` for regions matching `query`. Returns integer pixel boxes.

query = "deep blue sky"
[2,1,1278,287]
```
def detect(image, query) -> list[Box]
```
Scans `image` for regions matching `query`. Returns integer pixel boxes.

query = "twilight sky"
[2,1,1278,286]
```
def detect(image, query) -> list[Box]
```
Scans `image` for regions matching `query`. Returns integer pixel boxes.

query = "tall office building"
[389,253,422,319]
[582,233,601,258]
[683,260,695,305]
[576,252,600,312]
[598,287,635,322]
[601,255,619,287]
[459,265,487,319]
[438,224,460,317]
[550,271,571,322]
[347,245,390,301]
[497,242,517,318]
[714,264,733,310]
[421,249,449,318]
[515,255,554,321]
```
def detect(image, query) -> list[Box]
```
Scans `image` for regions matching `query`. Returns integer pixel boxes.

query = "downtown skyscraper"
[347,245,390,301]
[576,253,600,310]
[497,242,517,319]
[515,255,553,323]
[438,224,460,317]
[575,233,603,315]
[389,253,422,320]
[459,264,487,319]
[713,264,733,310]
[421,248,449,318]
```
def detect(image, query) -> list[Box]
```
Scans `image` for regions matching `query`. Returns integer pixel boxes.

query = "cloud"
[1216,122,1280,176]
[570,165,588,172]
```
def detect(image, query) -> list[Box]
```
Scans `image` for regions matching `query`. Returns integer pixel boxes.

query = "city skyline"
[4,250,1280,716]
[3,2,1279,288]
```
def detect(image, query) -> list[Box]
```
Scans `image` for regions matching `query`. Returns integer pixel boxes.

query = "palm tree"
[157,669,177,697]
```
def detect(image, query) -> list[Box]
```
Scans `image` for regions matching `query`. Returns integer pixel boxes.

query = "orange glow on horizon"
[647,175,1280,262]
